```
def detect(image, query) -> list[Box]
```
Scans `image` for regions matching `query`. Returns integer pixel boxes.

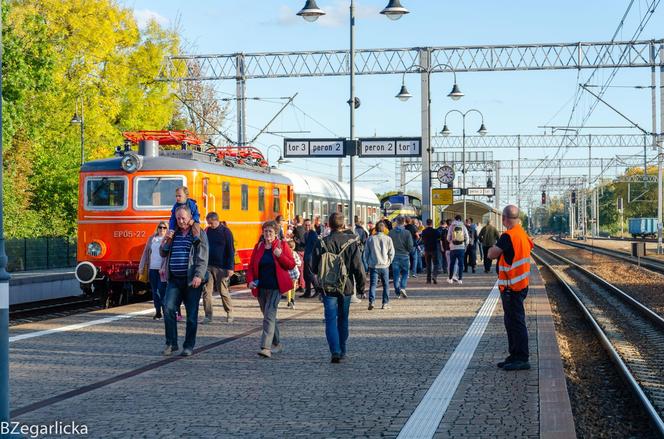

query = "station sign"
[358,137,422,158]
[284,138,346,158]
[432,188,454,205]
[466,187,495,196]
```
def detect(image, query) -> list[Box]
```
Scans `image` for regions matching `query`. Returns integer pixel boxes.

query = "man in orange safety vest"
[487,205,534,371]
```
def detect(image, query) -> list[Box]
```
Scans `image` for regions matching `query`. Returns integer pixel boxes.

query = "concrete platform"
[8,267,575,438]
[9,268,79,305]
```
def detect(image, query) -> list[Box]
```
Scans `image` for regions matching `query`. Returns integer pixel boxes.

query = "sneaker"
[287,301,293,309]
[180,348,193,357]
[457,280,463,284]
[176,314,184,322]
[162,345,177,356]
[271,343,284,354]
[153,312,162,320]
[368,302,374,310]
[200,317,212,324]
[258,348,272,358]
[358,293,367,300]
[447,278,454,284]
[400,289,408,299]
[226,313,234,323]
[497,357,514,368]
[331,354,341,363]
[502,360,531,371]
[350,295,362,304]
[432,279,437,284]
[290,301,295,309]
[410,274,416,278]
[381,303,392,310]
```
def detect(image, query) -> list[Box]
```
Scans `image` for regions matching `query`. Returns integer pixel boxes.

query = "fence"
[5,237,77,272]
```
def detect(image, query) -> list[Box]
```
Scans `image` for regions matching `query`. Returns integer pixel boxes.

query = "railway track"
[9,297,103,326]
[553,236,664,275]
[533,244,664,436]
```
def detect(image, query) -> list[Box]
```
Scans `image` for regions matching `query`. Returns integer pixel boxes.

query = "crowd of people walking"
[139,186,530,370]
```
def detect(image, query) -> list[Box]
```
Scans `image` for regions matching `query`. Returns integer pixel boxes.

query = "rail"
[533,245,664,436]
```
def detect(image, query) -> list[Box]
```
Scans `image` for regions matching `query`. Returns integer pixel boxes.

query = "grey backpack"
[318,236,358,295]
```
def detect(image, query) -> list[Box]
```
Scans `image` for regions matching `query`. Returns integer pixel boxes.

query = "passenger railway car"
[75,131,379,305]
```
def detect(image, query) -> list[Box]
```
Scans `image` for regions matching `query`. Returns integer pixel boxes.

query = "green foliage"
[2,0,182,237]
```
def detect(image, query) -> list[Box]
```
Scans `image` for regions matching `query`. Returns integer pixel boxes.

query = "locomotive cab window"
[134,176,185,210]
[85,176,127,210]
[272,188,280,213]
[241,184,249,210]
[258,187,265,211]
[222,182,230,210]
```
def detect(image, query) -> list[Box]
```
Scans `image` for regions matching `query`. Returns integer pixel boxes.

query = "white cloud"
[275,1,381,28]
[134,9,170,29]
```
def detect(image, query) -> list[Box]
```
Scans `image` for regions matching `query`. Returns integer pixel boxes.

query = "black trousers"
[482,246,493,272]
[500,288,529,362]
[464,245,477,270]
[424,251,439,282]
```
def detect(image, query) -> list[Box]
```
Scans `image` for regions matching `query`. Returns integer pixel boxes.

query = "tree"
[2,0,182,237]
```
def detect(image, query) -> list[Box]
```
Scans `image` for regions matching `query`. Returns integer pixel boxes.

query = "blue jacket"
[169,198,200,230]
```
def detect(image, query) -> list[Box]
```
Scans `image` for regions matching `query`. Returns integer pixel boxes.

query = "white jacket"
[363,233,395,269]
[447,221,469,251]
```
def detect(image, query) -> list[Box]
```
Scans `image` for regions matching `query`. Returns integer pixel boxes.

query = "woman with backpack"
[446,214,469,284]
[247,221,296,358]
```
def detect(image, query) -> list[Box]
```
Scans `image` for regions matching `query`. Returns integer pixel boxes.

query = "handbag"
[138,264,149,283]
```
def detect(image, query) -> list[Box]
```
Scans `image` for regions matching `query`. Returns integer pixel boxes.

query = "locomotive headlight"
[86,240,107,258]
[120,152,143,173]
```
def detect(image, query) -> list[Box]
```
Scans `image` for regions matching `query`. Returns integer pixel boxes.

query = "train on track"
[628,217,658,239]
[74,130,380,306]
[379,191,421,220]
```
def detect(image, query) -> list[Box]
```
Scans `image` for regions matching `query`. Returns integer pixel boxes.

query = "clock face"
[437,165,455,184]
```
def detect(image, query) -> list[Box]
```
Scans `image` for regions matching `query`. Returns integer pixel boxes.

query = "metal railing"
[5,237,77,272]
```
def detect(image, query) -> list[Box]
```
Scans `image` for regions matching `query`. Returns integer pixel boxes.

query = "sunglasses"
[158,226,168,229]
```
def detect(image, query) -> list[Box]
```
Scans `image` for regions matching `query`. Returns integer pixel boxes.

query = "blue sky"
[122,1,663,206]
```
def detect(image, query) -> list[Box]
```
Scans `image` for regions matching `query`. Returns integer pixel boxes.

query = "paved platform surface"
[8,267,575,438]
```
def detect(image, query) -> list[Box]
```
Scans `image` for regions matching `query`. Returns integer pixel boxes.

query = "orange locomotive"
[75,131,293,305]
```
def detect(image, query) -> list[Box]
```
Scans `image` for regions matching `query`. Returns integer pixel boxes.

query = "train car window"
[301,200,307,217]
[322,202,329,217]
[241,184,248,211]
[308,199,313,218]
[362,205,367,223]
[85,176,127,210]
[222,182,230,210]
[314,200,321,217]
[272,188,280,213]
[258,187,265,211]
[134,176,184,210]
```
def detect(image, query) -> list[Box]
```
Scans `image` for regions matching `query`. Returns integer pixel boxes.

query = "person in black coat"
[312,213,366,363]
[301,218,320,298]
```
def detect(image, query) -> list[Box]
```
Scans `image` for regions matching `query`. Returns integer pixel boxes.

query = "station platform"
[8,267,575,438]
[9,268,78,305]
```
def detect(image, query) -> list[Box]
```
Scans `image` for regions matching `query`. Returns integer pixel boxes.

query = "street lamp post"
[267,144,291,168]
[70,97,85,166]
[297,0,408,226]
[0,21,10,427]
[440,109,488,220]
[395,62,463,223]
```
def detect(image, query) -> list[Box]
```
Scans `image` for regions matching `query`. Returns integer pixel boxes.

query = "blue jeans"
[392,254,410,295]
[164,276,203,350]
[409,247,422,275]
[368,267,390,305]
[322,294,351,356]
[448,249,465,280]
[257,288,281,349]
[149,269,167,313]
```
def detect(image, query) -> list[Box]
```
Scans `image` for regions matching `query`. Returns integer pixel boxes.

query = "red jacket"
[246,239,296,297]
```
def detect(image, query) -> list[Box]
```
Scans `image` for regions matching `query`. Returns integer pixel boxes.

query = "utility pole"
[658,45,663,254]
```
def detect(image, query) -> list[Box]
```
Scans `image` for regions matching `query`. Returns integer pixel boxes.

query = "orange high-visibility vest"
[497,224,534,292]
